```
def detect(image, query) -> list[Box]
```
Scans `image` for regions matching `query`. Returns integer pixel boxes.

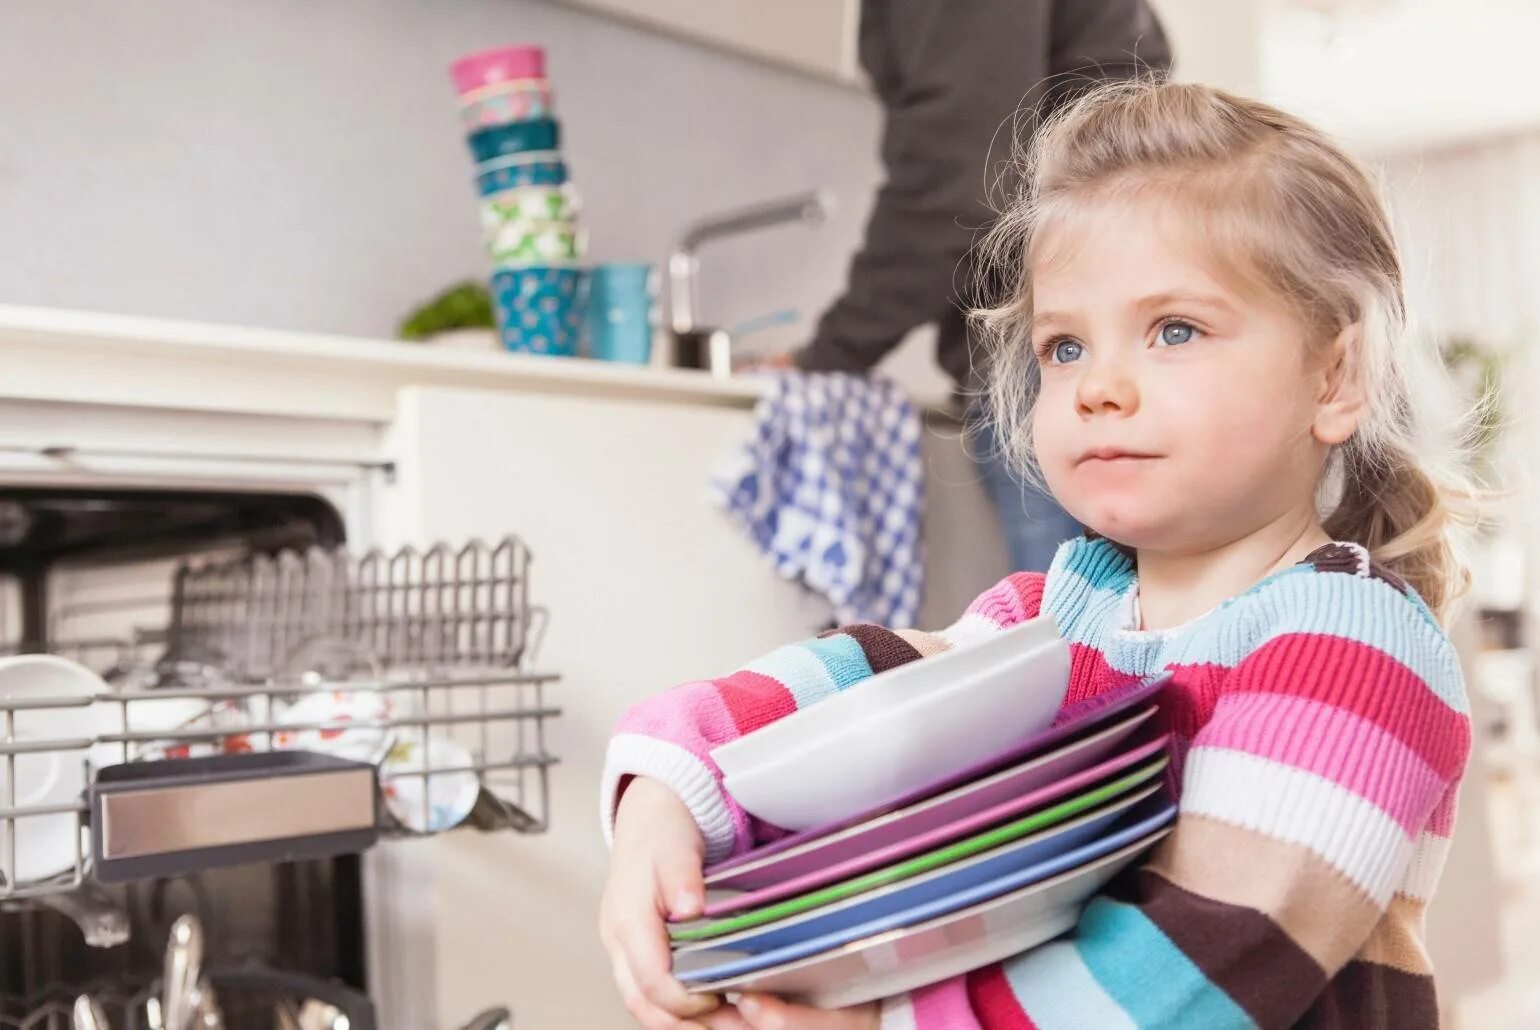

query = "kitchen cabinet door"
[382,384,828,1029]
[552,0,863,85]
[378,383,1004,1028]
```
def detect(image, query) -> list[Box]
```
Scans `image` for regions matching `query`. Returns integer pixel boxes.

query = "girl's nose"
[1074,356,1140,418]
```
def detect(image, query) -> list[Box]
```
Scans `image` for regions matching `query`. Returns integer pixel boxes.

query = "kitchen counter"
[0,304,765,421]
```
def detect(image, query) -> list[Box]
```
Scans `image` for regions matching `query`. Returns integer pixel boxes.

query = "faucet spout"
[667,191,832,335]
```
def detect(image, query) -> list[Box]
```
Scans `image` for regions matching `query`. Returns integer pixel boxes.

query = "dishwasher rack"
[0,537,559,904]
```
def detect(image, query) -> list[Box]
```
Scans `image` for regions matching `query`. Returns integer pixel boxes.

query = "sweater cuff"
[600,733,740,864]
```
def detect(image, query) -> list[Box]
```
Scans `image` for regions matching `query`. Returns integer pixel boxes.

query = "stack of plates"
[670,619,1174,1008]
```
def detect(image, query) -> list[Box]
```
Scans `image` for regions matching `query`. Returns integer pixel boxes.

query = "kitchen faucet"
[666,190,831,378]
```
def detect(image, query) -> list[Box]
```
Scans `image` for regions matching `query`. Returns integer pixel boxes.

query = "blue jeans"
[967,433,1080,573]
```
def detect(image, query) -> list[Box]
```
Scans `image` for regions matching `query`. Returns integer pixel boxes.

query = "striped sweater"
[602,537,1471,1029]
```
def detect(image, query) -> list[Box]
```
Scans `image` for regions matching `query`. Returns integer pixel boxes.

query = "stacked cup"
[452,45,587,357]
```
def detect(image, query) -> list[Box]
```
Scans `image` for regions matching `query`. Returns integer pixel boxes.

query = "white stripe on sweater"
[601,734,737,863]
[939,611,1010,648]
[1399,830,1452,903]
[1182,746,1415,906]
[877,992,918,1030]
[745,642,839,709]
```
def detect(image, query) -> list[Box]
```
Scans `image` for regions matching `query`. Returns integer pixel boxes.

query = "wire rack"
[168,537,535,680]
[0,537,559,904]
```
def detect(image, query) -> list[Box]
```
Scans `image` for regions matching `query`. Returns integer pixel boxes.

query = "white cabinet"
[552,0,863,85]
[384,384,1005,1029]
[386,385,826,1029]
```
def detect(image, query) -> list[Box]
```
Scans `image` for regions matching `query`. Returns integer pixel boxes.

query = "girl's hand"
[701,994,880,1030]
[599,776,721,1028]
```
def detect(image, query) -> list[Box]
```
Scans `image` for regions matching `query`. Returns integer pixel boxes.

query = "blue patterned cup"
[491,267,588,357]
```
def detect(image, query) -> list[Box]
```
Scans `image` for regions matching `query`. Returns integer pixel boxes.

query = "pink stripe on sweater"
[1199,693,1448,834]
[614,678,742,758]
[966,965,1036,1029]
[1063,641,1122,708]
[1426,782,1460,837]
[1228,633,1469,780]
[716,669,797,736]
[911,978,982,1030]
[965,572,1045,629]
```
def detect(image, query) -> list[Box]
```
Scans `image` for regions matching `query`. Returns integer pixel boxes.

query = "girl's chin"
[1068,501,1168,550]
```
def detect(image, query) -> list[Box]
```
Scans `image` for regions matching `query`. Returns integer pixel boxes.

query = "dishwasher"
[0,484,557,1029]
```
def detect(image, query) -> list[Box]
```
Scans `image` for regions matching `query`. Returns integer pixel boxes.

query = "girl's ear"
[1313,323,1367,446]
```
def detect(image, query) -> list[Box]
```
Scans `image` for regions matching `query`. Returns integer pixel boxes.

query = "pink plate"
[700,711,1162,907]
[704,674,1169,881]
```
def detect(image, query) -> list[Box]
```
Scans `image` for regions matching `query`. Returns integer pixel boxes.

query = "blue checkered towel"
[713,370,924,628]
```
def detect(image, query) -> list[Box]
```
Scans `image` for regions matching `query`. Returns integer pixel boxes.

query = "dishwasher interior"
[0,487,557,1029]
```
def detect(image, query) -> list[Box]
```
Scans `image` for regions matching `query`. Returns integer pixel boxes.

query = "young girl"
[599,80,1475,1030]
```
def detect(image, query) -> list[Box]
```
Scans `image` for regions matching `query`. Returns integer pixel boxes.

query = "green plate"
[669,755,1168,943]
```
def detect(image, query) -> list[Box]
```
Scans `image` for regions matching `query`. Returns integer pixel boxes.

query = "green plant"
[398,280,494,341]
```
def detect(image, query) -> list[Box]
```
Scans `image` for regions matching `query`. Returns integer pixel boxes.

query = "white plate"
[273,688,397,765]
[0,655,107,884]
[381,736,480,833]
[690,826,1171,1008]
[710,618,1061,779]
[723,634,1069,830]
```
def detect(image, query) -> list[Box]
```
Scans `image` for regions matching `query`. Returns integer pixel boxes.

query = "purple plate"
[704,672,1171,880]
[700,728,1168,911]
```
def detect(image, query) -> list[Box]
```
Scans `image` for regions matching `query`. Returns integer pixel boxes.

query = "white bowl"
[0,655,108,884]
[722,634,1069,830]
[711,617,1060,779]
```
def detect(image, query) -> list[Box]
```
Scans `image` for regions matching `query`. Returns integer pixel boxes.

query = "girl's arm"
[601,573,1047,864]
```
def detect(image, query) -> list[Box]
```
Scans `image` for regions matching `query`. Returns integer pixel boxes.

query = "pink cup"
[451,46,546,96]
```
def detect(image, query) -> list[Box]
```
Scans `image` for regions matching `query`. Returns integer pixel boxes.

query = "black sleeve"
[797,0,1171,375]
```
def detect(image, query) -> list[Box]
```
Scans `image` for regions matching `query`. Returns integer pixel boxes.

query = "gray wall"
[1,0,935,378]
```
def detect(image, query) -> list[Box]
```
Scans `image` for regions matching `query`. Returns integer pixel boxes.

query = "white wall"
[0,0,888,366]
[1261,0,1540,153]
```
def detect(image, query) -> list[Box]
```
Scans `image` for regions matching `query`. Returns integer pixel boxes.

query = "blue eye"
[1050,339,1084,364]
[1158,321,1197,346]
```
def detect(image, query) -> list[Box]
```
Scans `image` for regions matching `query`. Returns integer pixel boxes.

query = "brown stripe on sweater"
[820,623,924,673]
[1146,814,1382,972]
[1294,959,1439,1030]
[1357,894,1433,976]
[1106,867,1326,1027]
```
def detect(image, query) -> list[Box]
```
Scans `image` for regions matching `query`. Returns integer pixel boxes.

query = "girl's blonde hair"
[974,78,1482,619]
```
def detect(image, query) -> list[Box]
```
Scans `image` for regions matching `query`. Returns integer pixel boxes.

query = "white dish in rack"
[0,655,107,884]
[722,632,1070,830]
[710,617,1061,779]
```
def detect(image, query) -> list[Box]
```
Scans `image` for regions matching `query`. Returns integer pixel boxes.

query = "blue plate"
[675,783,1159,957]
[674,797,1175,984]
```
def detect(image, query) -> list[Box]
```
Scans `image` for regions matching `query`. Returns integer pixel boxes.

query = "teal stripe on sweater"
[800,633,874,695]
[1043,540,1465,714]
[1076,896,1257,1030]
